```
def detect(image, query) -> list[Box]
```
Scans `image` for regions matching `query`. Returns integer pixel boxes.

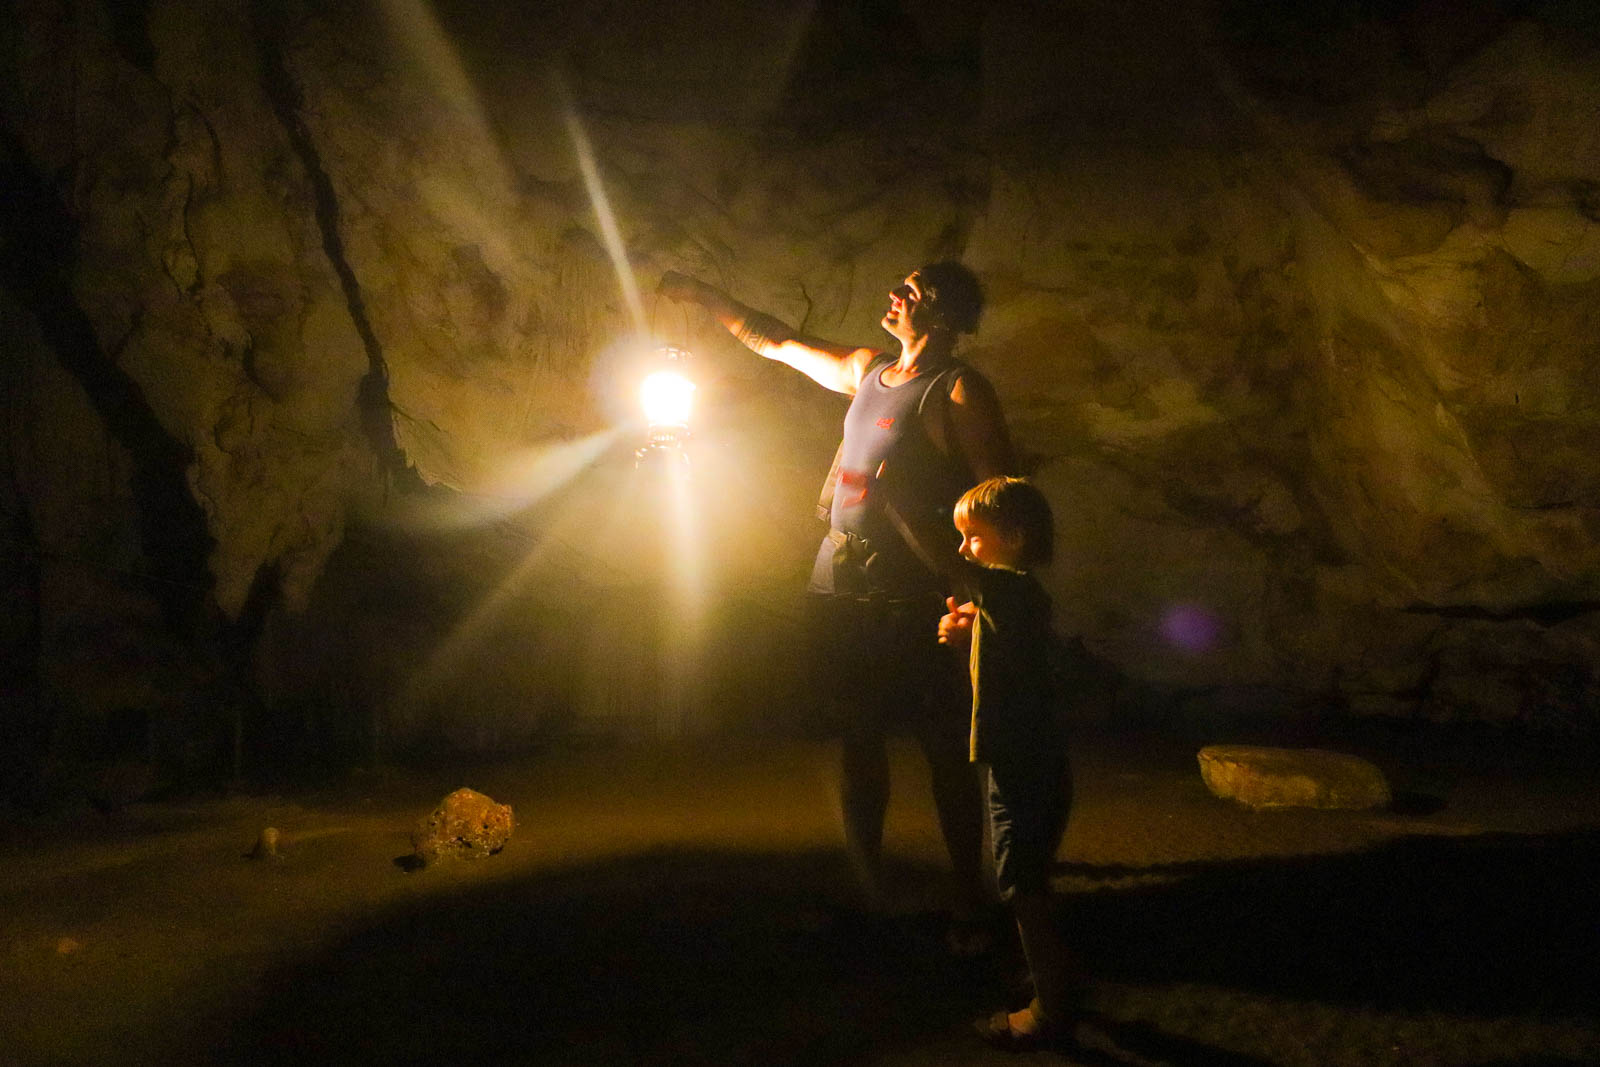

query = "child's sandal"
[975,1007,1067,1052]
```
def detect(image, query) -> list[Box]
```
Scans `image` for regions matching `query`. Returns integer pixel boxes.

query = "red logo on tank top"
[876,417,895,429]
[838,468,871,506]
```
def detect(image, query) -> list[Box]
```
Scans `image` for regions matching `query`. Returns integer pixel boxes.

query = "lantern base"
[635,432,690,468]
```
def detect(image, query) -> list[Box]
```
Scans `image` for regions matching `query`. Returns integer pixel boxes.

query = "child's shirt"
[967,565,1065,767]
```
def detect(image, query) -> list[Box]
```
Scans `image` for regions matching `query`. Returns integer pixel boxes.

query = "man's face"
[881,272,932,343]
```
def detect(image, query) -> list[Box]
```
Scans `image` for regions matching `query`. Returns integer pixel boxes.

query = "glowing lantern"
[636,345,695,464]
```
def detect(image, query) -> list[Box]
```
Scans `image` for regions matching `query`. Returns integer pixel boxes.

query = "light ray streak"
[663,456,704,627]
[377,0,520,265]
[555,75,649,338]
[396,431,623,710]
[398,523,559,715]
[475,429,623,516]
[398,429,622,532]
[655,455,704,738]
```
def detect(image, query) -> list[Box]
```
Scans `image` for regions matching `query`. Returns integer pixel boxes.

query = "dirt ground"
[2,725,1597,1066]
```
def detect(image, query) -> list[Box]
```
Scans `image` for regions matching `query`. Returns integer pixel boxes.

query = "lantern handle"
[648,277,694,352]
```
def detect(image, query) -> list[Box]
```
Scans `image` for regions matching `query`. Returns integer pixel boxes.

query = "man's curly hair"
[917,261,984,335]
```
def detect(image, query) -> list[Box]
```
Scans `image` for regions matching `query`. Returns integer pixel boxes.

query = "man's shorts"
[803,592,967,740]
[988,751,1071,900]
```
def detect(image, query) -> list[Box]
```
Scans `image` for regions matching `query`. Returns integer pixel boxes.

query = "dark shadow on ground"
[209,830,1598,1065]
[1060,828,1600,1016]
[210,850,1005,1066]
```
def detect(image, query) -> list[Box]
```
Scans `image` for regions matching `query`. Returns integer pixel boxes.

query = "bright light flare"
[640,370,696,428]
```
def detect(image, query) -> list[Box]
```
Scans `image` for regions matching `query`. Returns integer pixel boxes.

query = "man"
[660,262,1014,946]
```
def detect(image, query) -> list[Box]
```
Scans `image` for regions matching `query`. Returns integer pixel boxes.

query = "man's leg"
[807,594,892,909]
[915,633,990,931]
[922,727,990,924]
[840,719,891,910]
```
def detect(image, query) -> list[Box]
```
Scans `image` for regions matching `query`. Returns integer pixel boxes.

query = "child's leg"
[1012,890,1077,1026]
[985,755,1075,1039]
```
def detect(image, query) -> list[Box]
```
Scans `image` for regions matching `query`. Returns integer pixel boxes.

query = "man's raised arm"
[659,271,878,395]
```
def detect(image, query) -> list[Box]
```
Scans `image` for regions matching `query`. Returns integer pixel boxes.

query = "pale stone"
[1197,746,1392,811]
[411,788,514,865]
[248,826,280,860]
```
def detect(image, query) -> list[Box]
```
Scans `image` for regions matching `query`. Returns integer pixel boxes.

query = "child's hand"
[938,597,976,647]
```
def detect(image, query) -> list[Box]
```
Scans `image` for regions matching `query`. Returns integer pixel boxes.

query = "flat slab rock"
[1197,745,1392,811]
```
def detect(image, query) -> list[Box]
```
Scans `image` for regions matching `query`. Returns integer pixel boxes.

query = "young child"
[938,475,1076,1051]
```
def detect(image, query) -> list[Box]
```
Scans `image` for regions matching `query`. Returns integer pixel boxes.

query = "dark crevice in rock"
[247,1,417,488]
[1402,599,1600,626]
[1575,179,1600,224]
[1216,0,1534,104]
[1382,654,1442,712]
[777,0,983,140]
[0,462,47,804]
[222,559,280,780]
[99,0,156,74]
[0,129,214,634]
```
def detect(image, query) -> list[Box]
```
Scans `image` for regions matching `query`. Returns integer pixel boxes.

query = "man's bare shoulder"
[840,346,890,392]
[934,361,1014,477]
[946,362,997,399]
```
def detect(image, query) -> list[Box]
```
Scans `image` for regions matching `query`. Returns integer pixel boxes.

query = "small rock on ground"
[411,788,514,864]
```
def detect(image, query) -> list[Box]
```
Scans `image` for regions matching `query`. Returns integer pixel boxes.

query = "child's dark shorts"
[987,750,1072,901]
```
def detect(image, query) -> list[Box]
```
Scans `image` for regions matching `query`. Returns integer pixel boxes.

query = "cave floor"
[2,727,1597,1066]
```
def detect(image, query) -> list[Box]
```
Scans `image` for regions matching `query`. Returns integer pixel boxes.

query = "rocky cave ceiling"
[3,0,1599,744]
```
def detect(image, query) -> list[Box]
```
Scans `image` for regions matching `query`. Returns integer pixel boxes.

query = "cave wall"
[2,0,1597,772]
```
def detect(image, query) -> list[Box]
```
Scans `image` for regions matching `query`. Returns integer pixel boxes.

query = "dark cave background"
[3,0,1599,803]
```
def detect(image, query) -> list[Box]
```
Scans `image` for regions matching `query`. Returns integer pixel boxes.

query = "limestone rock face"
[2,0,1598,759]
[1197,745,1393,811]
[411,788,514,864]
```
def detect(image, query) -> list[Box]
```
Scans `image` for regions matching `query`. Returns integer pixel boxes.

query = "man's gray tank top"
[807,352,972,596]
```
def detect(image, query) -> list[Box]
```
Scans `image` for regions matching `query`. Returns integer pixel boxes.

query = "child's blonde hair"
[954,476,1054,568]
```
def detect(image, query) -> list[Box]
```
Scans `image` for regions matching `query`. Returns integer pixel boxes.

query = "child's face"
[955,512,1022,570]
